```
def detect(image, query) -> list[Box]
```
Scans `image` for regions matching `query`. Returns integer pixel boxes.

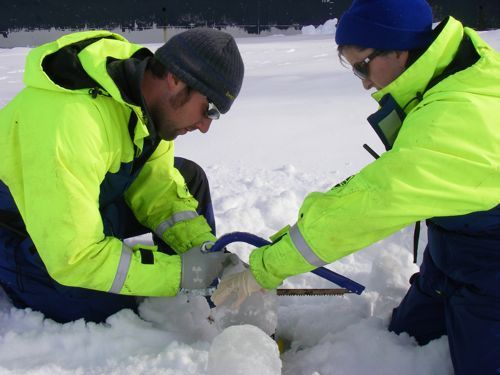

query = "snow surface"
[0,24,499,375]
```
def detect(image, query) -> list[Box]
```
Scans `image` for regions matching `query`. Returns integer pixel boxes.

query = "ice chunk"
[208,324,281,375]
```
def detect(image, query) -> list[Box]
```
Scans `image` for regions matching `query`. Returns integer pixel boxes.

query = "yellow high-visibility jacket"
[250,17,500,288]
[0,31,215,296]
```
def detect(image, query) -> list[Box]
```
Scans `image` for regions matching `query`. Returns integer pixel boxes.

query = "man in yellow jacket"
[213,0,500,373]
[0,28,244,323]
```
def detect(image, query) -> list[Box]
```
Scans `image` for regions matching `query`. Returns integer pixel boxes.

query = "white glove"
[211,268,263,309]
[180,242,227,289]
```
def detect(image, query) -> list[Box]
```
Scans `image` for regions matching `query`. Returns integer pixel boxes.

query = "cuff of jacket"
[160,215,216,254]
[249,232,316,289]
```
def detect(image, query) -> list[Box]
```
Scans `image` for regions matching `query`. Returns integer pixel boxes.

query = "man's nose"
[197,118,212,133]
[362,78,373,90]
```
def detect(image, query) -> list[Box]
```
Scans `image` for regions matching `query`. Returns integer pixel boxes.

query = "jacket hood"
[23,30,148,106]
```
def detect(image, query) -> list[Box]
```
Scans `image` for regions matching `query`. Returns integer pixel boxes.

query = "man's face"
[149,82,214,141]
[342,47,409,91]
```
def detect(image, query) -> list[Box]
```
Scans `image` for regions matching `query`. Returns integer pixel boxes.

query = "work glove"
[211,268,263,309]
[180,242,228,289]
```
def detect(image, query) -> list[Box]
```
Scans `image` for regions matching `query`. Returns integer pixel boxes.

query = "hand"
[180,242,227,289]
[211,268,263,309]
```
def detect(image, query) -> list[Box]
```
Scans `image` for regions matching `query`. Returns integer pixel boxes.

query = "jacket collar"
[77,39,155,150]
[372,17,464,114]
[367,17,465,150]
[107,56,159,141]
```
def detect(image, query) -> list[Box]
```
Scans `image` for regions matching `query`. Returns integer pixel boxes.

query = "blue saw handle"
[209,231,365,295]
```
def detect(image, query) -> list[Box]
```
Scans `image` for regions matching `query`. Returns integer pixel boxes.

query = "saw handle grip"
[210,232,365,295]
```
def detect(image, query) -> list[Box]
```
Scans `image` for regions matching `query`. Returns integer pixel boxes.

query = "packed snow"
[0,23,499,375]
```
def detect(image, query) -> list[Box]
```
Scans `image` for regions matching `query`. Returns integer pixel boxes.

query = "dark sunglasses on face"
[352,50,385,80]
[205,101,221,120]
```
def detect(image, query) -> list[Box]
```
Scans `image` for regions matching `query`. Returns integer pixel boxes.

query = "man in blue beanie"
[212,0,499,374]
[333,0,500,374]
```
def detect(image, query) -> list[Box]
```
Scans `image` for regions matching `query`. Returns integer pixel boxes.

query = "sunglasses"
[205,101,221,120]
[352,50,384,80]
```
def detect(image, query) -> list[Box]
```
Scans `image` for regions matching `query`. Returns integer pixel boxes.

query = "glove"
[211,268,263,309]
[180,242,227,289]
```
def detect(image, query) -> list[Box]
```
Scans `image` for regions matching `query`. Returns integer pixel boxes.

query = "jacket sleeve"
[250,99,500,289]
[11,92,188,296]
[124,140,215,255]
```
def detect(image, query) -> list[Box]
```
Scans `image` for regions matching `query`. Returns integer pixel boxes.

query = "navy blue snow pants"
[0,157,215,323]
[389,248,500,375]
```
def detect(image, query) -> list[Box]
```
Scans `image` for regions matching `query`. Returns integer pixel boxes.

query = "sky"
[0,23,499,375]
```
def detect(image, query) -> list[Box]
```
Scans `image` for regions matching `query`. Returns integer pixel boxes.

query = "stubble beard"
[153,87,192,141]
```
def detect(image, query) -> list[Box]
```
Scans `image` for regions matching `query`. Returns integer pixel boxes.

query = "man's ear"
[166,72,186,94]
[395,50,410,68]
[395,50,409,59]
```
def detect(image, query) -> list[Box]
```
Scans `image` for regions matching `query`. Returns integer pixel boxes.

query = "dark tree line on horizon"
[1,0,499,33]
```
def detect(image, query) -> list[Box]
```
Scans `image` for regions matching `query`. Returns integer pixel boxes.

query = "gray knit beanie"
[155,28,244,114]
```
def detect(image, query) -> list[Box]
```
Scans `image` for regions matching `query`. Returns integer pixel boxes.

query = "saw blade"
[276,288,351,296]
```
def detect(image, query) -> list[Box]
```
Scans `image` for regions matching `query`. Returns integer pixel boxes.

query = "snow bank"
[302,19,337,35]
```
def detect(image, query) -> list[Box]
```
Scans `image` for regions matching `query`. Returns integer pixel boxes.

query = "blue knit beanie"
[335,0,434,50]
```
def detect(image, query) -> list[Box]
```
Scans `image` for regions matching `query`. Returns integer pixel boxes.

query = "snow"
[0,25,499,375]
[301,19,338,35]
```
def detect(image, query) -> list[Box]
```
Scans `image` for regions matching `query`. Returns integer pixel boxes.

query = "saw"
[208,232,366,296]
